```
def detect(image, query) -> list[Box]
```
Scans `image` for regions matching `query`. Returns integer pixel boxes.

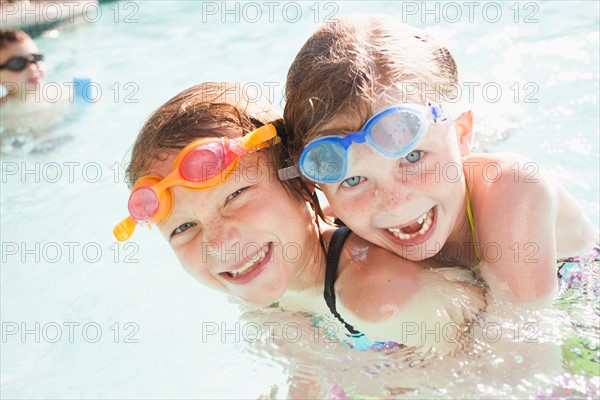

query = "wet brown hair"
[0,29,32,50]
[126,82,325,226]
[127,82,279,186]
[284,14,459,166]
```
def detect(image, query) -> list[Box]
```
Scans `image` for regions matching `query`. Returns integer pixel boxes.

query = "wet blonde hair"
[283,14,459,165]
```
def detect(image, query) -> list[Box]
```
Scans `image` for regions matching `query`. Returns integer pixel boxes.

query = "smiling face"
[315,96,473,262]
[150,150,321,307]
[0,39,45,96]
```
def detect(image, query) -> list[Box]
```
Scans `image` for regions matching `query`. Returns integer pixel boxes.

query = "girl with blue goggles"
[298,103,446,183]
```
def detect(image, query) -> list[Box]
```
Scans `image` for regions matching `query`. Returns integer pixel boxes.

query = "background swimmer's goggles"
[0,54,44,72]
[113,123,279,241]
[298,103,446,183]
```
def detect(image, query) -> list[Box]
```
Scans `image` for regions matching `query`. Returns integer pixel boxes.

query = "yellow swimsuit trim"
[465,182,481,263]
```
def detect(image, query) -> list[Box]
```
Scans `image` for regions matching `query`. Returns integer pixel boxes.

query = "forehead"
[0,40,38,62]
[317,112,364,134]
[147,151,177,178]
[376,88,426,108]
[317,90,426,134]
[146,149,273,179]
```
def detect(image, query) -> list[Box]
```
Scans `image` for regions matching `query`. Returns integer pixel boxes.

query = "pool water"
[1,1,598,398]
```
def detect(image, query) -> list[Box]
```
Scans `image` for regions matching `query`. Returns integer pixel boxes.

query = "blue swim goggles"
[298,103,447,183]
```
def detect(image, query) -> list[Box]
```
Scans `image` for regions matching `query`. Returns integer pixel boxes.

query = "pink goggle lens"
[128,187,159,221]
[180,144,223,182]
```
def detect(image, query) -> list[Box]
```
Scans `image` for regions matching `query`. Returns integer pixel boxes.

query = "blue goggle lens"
[299,139,346,183]
[368,110,423,155]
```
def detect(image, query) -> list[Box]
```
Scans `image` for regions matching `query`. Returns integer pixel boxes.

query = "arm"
[335,238,486,355]
[474,159,559,305]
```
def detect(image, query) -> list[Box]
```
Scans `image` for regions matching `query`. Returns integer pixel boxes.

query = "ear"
[454,110,473,157]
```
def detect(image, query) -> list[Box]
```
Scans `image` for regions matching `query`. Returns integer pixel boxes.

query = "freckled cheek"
[180,259,226,293]
[327,195,375,226]
[174,244,211,278]
[229,207,265,233]
[184,263,212,283]
[379,189,414,207]
[407,171,448,198]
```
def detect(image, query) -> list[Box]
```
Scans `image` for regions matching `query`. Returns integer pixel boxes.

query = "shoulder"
[465,154,563,301]
[333,234,486,352]
[467,153,559,255]
[334,233,485,322]
[334,233,424,323]
[466,153,557,222]
[466,153,552,192]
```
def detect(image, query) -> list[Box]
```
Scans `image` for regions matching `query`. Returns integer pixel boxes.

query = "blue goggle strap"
[429,103,446,123]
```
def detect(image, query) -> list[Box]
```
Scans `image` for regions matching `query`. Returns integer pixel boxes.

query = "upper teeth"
[230,249,267,277]
[387,209,434,240]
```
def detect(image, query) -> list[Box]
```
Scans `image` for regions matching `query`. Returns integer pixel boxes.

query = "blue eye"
[173,222,195,236]
[341,176,364,187]
[404,151,423,163]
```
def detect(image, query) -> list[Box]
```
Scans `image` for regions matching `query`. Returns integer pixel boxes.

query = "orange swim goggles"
[113,123,278,241]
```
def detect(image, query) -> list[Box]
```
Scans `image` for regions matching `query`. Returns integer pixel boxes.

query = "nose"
[360,152,415,211]
[202,215,242,259]
[372,180,414,212]
[27,60,42,72]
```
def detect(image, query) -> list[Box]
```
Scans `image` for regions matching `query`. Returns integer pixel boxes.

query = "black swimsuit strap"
[324,226,363,336]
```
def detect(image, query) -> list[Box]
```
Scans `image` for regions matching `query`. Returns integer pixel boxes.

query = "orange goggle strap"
[113,123,279,242]
[238,123,278,150]
[113,216,137,243]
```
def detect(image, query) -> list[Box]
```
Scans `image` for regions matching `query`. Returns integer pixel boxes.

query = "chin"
[400,250,428,262]
[241,287,285,308]
[389,235,444,261]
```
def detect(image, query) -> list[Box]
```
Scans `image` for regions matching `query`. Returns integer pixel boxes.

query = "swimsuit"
[557,245,600,290]
[316,226,400,351]
[466,184,600,375]
[556,245,599,375]
[465,184,481,263]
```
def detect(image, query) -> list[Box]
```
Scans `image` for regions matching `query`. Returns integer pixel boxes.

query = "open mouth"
[220,242,272,283]
[384,206,436,244]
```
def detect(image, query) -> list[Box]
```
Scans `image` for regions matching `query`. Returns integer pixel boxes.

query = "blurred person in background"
[1,28,71,154]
